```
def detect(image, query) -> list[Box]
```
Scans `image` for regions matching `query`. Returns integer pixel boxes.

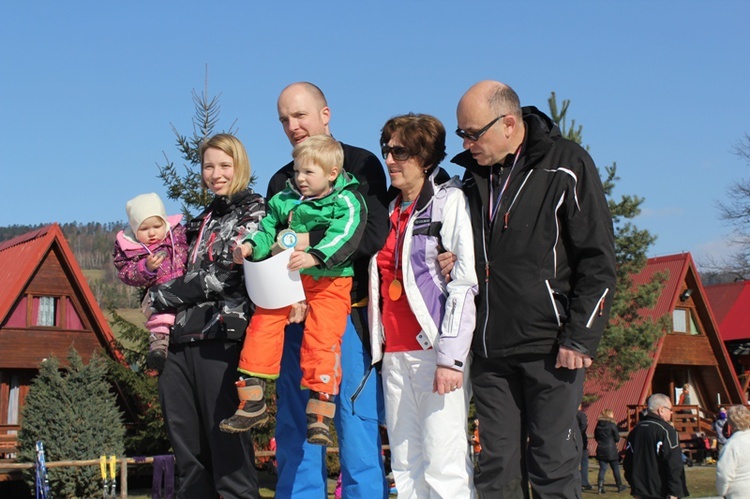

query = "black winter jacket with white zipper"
[451,106,616,359]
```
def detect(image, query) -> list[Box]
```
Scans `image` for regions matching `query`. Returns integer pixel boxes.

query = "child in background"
[219,135,366,446]
[113,192,188,371]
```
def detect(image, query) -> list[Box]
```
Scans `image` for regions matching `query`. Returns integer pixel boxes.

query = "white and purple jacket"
[368,169,478,371]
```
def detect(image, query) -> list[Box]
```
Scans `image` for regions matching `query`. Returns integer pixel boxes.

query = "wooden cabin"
[705,280,750,398]
[0,224,127,480]
[582,253,747,460]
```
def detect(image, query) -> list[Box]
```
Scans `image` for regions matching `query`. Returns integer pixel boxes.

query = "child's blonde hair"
[292,135,344,176]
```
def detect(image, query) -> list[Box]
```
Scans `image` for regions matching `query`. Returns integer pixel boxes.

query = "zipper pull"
[503,212,510,230]
[599,299,605,316]
[485,263,490,283]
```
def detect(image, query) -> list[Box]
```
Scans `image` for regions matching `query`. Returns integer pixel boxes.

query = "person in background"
[594,408,626,494]
[269,81,390,499]
[623,393,688,499]
[369,113,477,498]
[678,383,692,405]
[713,406,728,454]
[144,133,265,498]
[577,406,592,491]
[715,404,750,499]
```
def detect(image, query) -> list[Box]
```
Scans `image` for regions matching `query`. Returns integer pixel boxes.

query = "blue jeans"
[581,449,590,486]
[274,308,387,499]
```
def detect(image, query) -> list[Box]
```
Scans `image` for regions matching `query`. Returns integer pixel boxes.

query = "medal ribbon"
[488,145,522,224]
[393,195,417,276]
[389,196,417,301]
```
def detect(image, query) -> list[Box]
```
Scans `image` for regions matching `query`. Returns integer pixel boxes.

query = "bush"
[17,349,125,498]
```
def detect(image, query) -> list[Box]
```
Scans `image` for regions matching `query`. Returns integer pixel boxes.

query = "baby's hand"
[288,251,319,271]
[146,252,166,272]
[233,242,253,264]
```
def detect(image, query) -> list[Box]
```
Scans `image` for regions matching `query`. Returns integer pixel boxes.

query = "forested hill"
[0,222,140,308]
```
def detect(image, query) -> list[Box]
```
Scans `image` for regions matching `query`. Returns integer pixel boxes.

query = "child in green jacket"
[220,135,367,446]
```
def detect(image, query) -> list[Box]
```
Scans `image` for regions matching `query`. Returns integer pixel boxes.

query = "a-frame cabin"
[582,253,746,457]
[0,224,128,479]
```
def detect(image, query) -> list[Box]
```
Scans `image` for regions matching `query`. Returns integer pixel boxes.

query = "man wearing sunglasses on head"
[267,81,390,499]
[439,80,616,498]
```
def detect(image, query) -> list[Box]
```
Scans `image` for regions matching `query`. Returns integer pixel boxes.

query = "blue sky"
[1,1,749,266]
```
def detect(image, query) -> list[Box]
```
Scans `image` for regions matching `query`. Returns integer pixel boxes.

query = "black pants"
[472,352,584,498]
[159,340,259,499]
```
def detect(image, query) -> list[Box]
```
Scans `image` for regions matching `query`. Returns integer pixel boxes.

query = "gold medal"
[388,279,403,301]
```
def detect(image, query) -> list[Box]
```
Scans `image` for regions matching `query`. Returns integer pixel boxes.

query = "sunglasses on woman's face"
[381,145,411,161]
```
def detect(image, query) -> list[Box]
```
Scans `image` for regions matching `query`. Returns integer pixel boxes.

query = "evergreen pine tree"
[106,310,170,455]
[156,86,227,218]
[18,349,125,497]
[547,93,668,391]
[156,70,255,219]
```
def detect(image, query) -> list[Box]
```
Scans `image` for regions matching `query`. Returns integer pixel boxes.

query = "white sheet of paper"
[243,248,305,309]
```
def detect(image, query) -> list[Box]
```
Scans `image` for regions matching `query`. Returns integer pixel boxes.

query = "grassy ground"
[586,459,718,498]
[125,462,718,498]
[126,469,337,498]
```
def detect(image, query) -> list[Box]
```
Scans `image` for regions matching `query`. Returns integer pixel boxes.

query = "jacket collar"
[205,188,257,217]
[387,166,453,212]
[283,170,359,202]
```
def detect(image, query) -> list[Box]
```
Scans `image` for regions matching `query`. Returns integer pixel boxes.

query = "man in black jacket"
[624,393,689,499]
[446,80,616,497]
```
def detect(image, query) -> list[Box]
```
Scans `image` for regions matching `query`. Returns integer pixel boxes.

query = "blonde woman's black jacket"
[594,417,621,462]
[148,189,265,343]
[451,106,616,359]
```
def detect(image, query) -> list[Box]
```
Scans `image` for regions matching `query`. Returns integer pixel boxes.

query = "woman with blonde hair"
[594,408,626,494]
[716,405,750,498]
[145,133,265,498]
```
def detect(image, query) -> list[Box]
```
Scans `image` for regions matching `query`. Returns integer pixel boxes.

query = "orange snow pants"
[238,274,352,394]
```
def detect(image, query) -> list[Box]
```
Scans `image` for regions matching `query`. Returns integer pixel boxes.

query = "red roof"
[705,281,750,342]
[0,224,122,362]
[0,227,56,319]
[630,253,690,318]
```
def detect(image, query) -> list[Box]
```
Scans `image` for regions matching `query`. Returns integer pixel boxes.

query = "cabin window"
[34,296,58,327]
[673,309,687,333]
[6,375,19,426]
[672,308,701,335]
[5,295,84,329]
[688,312,701,335]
